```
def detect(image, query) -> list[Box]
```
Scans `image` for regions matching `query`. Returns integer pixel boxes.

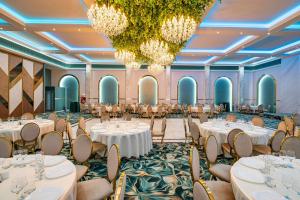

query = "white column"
[165,66,171,104]
[238,65,245,106]
[85,64,92,103]
[204,65,210,104]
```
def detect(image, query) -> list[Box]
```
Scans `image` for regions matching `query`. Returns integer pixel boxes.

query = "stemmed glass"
[35,151,44,180]
[10,176,28,194]
[286,150,296,163]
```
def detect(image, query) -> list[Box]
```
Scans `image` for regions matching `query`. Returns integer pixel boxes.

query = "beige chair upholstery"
[252,116,264,127]
[277,121,287,132]
[78,117,86,130]
[206,181,235,200]
[281,136,300,158]
[233,132,253,159]
[21,112,34,120]
[193,180,213,200]
[284,117,295,136]
[77,144,121,200]
[189,146,200,182]
[73,134,92,181]
[253,130,286,155]
[221,128,243,157]
[205,135,231,182]
[55,118,66,135]
[123,112,132,121]
[100,112,110,123]
[183,118,192,143]
[41,131,64,155]
[15,122,40,152]
[0,137,12,158]
[199,113,208,124]
[76,127,87,136]
[152,118,167,143]
[226,114,237,122]
[150,115,155,132]
[66,122,75,150]
[48,112,57,122]
[115,172,127,200]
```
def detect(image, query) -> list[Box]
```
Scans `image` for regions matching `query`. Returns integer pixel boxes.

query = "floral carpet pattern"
[61,142,232,200]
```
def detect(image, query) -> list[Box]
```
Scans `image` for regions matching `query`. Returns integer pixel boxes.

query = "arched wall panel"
[99,75,119,105]
[59,75,79,109]
[258,75,276,112]
[214,77,232,111]
[138,76,158,105]
[178,76,197,106]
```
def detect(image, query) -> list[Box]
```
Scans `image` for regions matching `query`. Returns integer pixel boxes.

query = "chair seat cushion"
[75,165,88,181]
[209,164,231,182]
[206,181,235,200]
[92,142,106,154]
[253,145,271,155]
[152,131,164,137]
[77,178,113,200]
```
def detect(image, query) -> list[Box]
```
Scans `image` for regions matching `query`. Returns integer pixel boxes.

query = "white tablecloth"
[231,156,300,200]
[198,119,274,155]
[0,119,54,147]
[0,156,76,200]
[191,106,211,113]
[90,120,153,158]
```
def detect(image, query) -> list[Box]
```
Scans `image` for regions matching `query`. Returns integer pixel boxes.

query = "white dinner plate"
[239,157,265,170]
[12,155,35,165]
[252,190,286,200]
[44,156,66,167]
[25,186,64,200]
[45,163,73,179]
[234,167,265,184]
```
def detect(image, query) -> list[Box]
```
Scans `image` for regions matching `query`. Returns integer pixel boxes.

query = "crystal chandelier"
[161,15,196,44]
[140,39,169,61]
[148,64,164,74]
[125,61,141,70]
[155,53,174,66]
[115,50,135,64]
[87,4,128,37]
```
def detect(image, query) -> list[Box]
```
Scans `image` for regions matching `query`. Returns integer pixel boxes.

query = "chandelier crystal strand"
[140,39,169,61]
[125,61,141,70]
[115,50,135,64]
[161,15,196,44]
[154,53,174,66]
[148,64,164,74]
[87,4,128,37]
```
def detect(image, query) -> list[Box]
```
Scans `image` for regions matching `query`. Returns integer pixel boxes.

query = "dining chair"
[48,112,57,122]
[15,122,40,153]
[77,144,121,200]
[205,135,231,183]
[199,113,208,124]
[21,112,34,120]
[251,116,264,127]
[281,136,300,158]
[183,118,192,144]
[193,179,235,200]
[284,117,295,136]
[55,118,67,136]
[114,172,127,200]
[277,121,287,133]
[189,146,200,183]
[41,131,64,155]
[72,134,92,181]
[152,117,167,143]
[189,122,205,149]
[149,115,155,134]
[253,130,286,155]
[78,117,86,131]
[225,114,237,122]
[66,122,75,154]
[198,105,203,114]
[233,132,253,160]
[100,112,110,123]
[0,137,12,158]
[123,112,132,121]
[221,128,243,157]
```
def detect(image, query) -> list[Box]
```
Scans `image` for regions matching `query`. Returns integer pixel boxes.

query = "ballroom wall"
[48,55,300,114]
[0,51,44,119]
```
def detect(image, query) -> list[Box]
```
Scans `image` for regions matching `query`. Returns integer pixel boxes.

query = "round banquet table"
[0,156,76,200]
[191,106,211,113]
[0,119,54,147]
[231,155,300,200]
[198,119,274,155]
[90,120,153,158]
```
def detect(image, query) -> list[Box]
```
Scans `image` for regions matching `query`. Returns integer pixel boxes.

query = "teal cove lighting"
[178,77,197,106]
[99,76,119,105]
[139,76,158,106]
[258,75,276,113]
[214,77,232,111]
[59,75,79,110]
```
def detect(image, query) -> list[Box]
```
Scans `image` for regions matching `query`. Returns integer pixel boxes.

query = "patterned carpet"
[61,142,232,200]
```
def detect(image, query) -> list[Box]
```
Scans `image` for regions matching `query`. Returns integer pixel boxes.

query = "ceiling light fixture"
[115,50,135,64]
[125,61,141,70]
[148,63,164,74]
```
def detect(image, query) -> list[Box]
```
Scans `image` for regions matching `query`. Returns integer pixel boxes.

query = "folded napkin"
[45,163,73,179]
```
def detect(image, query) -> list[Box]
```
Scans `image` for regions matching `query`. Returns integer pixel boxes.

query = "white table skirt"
[191,106,211,113]
[0,157,77,200]
[90,121,153,158]
[0,119,54,147]
[231,156,300,200]
[198,120,274,155]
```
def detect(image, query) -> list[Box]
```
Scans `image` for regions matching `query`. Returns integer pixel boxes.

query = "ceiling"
[0,0,300,68]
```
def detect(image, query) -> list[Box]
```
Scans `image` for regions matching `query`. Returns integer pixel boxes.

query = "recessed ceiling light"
[240,32,243,35]
[78,28,81,32]
[52,28,56,31]
[216,31,220,34]
[267,32,270,35]
[23,27,26,30]
[0,27,3,30]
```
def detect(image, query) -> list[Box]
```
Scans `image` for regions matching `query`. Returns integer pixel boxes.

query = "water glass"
[10,176,28,194]
[286,150,296,162]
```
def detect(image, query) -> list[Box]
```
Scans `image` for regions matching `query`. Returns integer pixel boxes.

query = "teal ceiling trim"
[92,64,125,69]
[245,59,281,71]
[171,65,205,70]
[210,66,239,70]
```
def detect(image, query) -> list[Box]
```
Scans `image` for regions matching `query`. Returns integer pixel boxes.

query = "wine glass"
[286,150,296,162]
